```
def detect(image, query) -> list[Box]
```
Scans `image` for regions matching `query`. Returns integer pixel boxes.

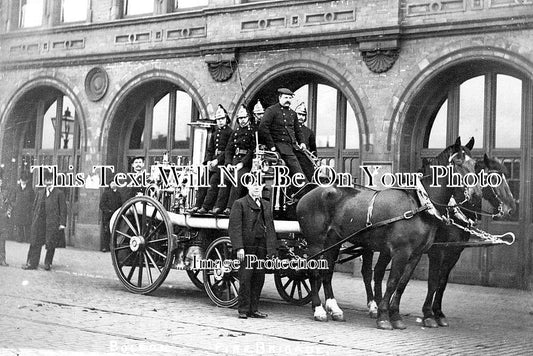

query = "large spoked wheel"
[186,269,205,290]
[203,236,239,307]
[274,269,312,305]
[111,196,174,294]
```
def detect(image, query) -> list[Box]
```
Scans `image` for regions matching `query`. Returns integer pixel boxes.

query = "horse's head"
[477,154,516,218]
[435,137,482,202]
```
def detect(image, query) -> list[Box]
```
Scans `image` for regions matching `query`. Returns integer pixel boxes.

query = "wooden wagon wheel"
[111,196,174,294]
[203,236,239,307]
[274,269,312,305]
[186,269,204,290]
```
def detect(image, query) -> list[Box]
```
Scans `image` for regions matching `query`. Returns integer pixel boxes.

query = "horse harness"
[306,191,429,261]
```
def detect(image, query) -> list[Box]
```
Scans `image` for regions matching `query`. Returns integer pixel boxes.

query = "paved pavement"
[1,240,533,355]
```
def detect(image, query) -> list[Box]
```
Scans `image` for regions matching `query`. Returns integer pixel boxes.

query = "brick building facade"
[0,0,532,289]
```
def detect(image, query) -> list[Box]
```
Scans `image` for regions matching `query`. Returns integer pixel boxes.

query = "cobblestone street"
[1,241,532,355]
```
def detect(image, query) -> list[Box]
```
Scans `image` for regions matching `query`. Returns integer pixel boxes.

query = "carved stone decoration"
[359,40,400,74]
[204,52,236,82]
[361,49,400,73]
[85,67,109,102]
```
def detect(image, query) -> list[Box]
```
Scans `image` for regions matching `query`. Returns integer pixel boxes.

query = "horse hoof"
[391,320,407,330]
[314,315,328,322]
[377,320,393,330]
[367,301,378,319]
[423,318,439,328]
[331,313,345,322]
[436,317,449,327]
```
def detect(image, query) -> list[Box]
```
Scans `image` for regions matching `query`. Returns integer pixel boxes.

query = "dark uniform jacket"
[30,188,67,248]
[205,125,233,165]
[99,188,123,221]
[228,195,277,256]
[225,125,256,167]
[300,125,317,154]
[259,103,304,155]
[10,184,35,226]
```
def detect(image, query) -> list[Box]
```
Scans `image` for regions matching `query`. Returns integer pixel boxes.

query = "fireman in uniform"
[189,105,233,214]
[258,88,307,182]
[211,105,256,215]
[294,102,317,181]
[252,100,265,127]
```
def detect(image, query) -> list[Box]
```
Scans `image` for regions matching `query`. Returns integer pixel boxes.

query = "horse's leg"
[373,252,391,305]
[310,267,327,321]
[377,251,409,330]
[361,249,377,317]
[388,250,425,330]
[324,248,345,321]
[422,247,444,328]
[432,247,464,327]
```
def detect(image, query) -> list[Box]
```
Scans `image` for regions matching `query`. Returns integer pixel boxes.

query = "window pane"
[173,91,192,149]
[428,100,447,148]
[293,85,309,110]
[459,76,484,146]
[62,0,87,23]
[20,0,44,28]
[345,103,359,149]
[495,75,521,148]
[151,94,169,149]
[129,112,145,149]
[125,0,153,16]
[175,0,208,9]
[60,96,75,150]
[316,84,337,148]
[42,101,57,149]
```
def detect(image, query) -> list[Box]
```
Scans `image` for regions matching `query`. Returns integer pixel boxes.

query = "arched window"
[424,73,524,221]
[125,87,198,167]
[294,83,360,174]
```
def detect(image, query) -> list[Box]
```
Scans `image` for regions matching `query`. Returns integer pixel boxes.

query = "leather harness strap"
[306,205,429,261]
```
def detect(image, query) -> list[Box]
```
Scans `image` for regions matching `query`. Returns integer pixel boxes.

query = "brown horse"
[362,154,516,327]
[296,137,479,330]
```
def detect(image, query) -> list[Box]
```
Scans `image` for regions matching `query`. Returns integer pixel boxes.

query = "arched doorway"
[247,71,361,177]
[1,85,83,244]
[107,79,201,172]
[400,60,533,289]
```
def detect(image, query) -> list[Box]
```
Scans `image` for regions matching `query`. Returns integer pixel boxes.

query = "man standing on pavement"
[9,172,34,243]
[0,173,10,266]
[229,182,277,319]
[22,171,67,271]
[99,182,122,252]
[258,88,307,181]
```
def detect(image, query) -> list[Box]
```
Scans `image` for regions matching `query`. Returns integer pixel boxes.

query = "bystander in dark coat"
[10,175,34,243]
[99,182,122,252]
[23,174,67,270]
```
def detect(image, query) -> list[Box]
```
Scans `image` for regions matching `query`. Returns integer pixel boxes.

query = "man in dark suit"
[259,88,307,181]
[229,183,277,319]
[99,182,122,252]
[9,173,35,243]
[22,171,67,271]
[294,102,317,181]
[189,105,233,214]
